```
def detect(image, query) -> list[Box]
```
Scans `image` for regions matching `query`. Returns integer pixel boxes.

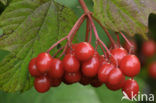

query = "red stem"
[85,18,90,42]
[68,13,86,40]
[47,14,86,54]
[89,23,92,43]
[47,36,67,53]
[53,47,64,57]
[79,0,89,13]
[115,32,120,47]
[78,0,118,66]
[119,32,134,53]
[92,16,117,48]
[71,14,86,41]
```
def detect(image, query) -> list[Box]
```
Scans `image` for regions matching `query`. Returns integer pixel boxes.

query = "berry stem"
[67,13,86,40]
[89,23,92,43]
[115,32,120,47]
[99,43,108,58]
[53,47,64,57]
[47,14,86,54]
[79,0,118,66]
[92,16,117,48]
[71,14,86,42]
[85,18,90,42]
[79,0,89,13]
[119,32,134,53]
[47,36,67,53]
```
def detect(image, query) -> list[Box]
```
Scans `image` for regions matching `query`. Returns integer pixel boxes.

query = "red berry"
[90,77,103,88]
[110,48,128,65]
[79,75,92,85]
[120,55,141,77]
[122,79,139,99]
[124,41,137,54]
[34,76,51,93]
[75,42,94,61]
[98,63,114,83]
[50,78,61,87]
[106,75,125,91]
[28,58,41,77]
[82,55,100,77]
[108,68,124,85]
[142,40,156,57]
[63,54,80,73]
[148,61,156,79]
[36,52,53,73]
[66,44,78,55]
[64,72,81,84]
[48,58,64,79]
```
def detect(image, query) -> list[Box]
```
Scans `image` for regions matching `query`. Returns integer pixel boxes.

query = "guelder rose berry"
[142,40,156,57]
[82,54,100,77]
[120,55,141,77]
[148,61,156,79]
[63,54,80,73]
[110,48,128,65]
[28,58,41,77]
[106,75,125,91]
[34,76,51,93]
[36,52,53,73]
[98,63,114,83]
[64,72,81,84]
[75,42,94,61]
[122,79,139,99]
[108,68,124,85]
[48,58,64,79]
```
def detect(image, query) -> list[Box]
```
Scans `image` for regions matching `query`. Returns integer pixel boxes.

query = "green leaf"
[93,0,156,37]
[0,28,3,36]
[0,0,7,5]
[0,0,76,92]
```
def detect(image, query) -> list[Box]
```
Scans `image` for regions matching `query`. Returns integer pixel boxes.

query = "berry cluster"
[28,0,141,99]
[29,42,140,99]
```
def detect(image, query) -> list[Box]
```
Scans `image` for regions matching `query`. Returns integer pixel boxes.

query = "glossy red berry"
[64,72,81,84]
[142,40,156,57]
[28,58,41,77]
[110,48,128,65]
[82,55,100,77]
[108,68,124,85]
[66,44,78,55]
[120,55,141,77]
[106,75,125,91]
[75,42,94,61]
[122,79,139,99]
[98,63,114,83]
[36,52,53,73]
[148,61,156,79]
[50,78,61,87]
[48,58,64,79]
[79,75,92,86]
[90,77,103,88]
[34,76,51,93]
[63,54,80,73]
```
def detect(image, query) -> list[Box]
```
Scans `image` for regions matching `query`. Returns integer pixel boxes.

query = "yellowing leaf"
[93,0,156,37]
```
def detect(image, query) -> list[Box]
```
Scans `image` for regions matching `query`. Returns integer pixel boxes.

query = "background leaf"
[0,0,76,92]
[93,0,156,37]
[0,0,7,5]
